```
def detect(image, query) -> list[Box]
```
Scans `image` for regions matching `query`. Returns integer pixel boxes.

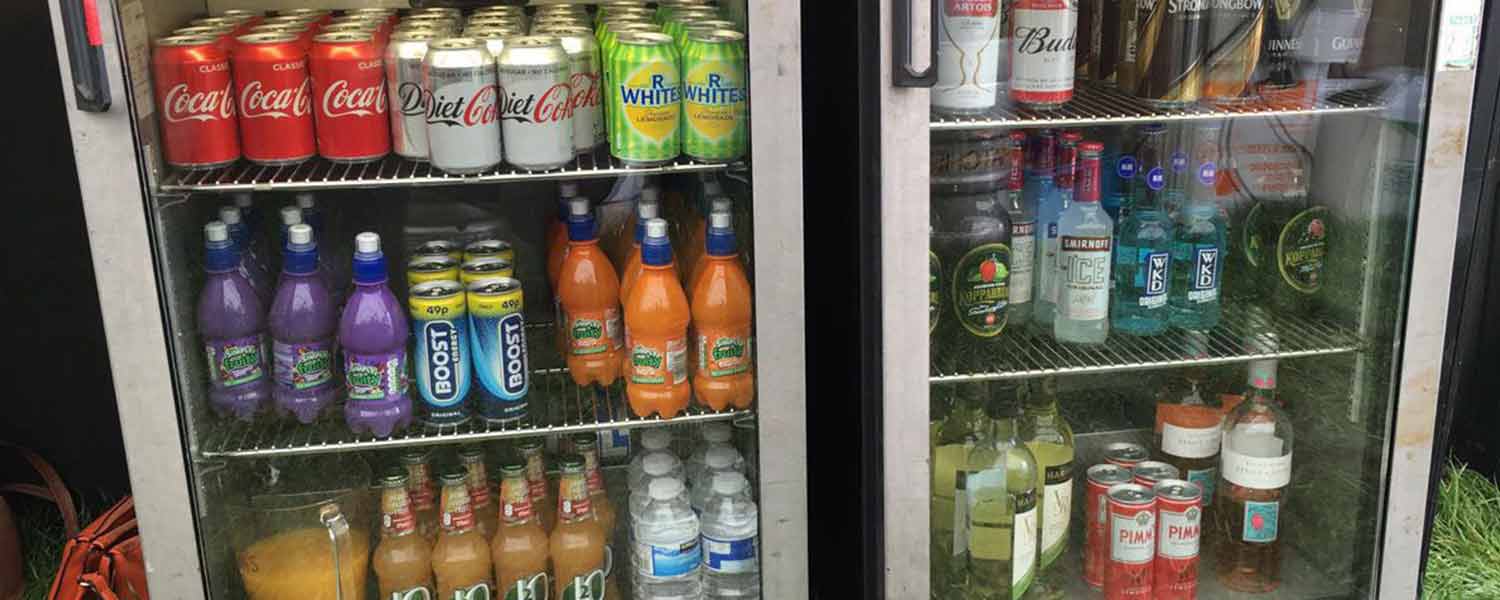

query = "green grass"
[10,493,118,600]
[1423,462,1500,599]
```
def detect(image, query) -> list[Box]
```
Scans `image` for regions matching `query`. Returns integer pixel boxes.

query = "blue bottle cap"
[566,197,596,242]
[635,198,660,243]
[641,218,673,266]
[203,221,240,272]
[351,232,387,284]
[704,211,736,257]
[283,224,319,275]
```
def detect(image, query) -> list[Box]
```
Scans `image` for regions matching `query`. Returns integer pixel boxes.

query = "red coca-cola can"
[152,35,239,170]
[247,23,314,52]
[1085,463,1132,589]
[278,8,333,26]
[346,7,400,27]
[171,25,236,55]
[1153,480,1201,600]
[233,32,315,165]
[190,15,253,36]
[1103,442,1149,469]
[309,31,390,163]
[324,20,390,48]
[1106,483,1156,600]
[218,9,264,28]
[263,14,324,34]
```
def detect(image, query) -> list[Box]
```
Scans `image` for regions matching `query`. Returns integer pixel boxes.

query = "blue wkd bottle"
[1111,124,1173,336]
[1028,129,1063,328]
[1170,122,1227,330]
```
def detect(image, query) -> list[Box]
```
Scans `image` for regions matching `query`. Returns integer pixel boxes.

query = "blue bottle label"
[640,538,702,577]
[1117,155,1138,179]
[1198,162,1217,186]
[1135,250,1171,309]
[1191,246,1221,301]
[206,334,268,389]
[702,533,758,574]
[1171,151,1188,173]
[344,350,407,402]
[1241,500,1279,543]
[1146,167,1167,191]
[273,339,333,390]
[414,317,470,408]
[1187,468,1216,508]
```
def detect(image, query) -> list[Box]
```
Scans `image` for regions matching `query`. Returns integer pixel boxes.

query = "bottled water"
[630,428,677,492]
[632,453,687,516]
[700,472,760,600]
[633,478,703,599]
[690,446,746,511]
[687,423,734,484]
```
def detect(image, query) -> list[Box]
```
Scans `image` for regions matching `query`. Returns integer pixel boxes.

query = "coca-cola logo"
[398,81,430,117]
[498,83,573,124]
[567,71,601,114]
[320,79,386,118]
[426,84,499,127]
[239,78,312,119]
[1013,26,1075,55]
[163,82,236,123]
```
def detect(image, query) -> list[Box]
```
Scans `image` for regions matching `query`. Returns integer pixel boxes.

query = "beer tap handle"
[893,0,938,87]
[59,0,112,112]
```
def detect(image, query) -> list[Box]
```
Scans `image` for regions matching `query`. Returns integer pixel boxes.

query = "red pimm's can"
[309,31,390,163]
[1153,479,1202,600]
[1084,463,1132,589]
[1103,442,1150,470]
[1132,460,1181,488]
[1106,483,1155,600]
[233,32,316,165]
[152,35,239,170]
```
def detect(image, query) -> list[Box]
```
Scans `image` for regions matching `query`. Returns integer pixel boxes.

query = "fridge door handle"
[59,0,112,112]
[893,0,938,86]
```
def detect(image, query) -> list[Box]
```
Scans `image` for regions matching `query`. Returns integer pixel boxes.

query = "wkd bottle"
[1170,122,1227,329]
[1111,124,1173,336]
[1054,141,1114,344]
[1030,130,1063,328]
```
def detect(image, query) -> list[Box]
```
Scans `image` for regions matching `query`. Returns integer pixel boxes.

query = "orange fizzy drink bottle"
[691,211,755,411]
[548,182,580,355]
[559,196,624,387]
[624,218,692,418]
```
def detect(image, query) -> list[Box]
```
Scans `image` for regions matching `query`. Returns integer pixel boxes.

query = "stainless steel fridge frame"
[44,0,808,597]
[873,0,1487,597]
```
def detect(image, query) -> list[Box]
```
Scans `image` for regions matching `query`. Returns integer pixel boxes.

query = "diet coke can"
[537,25,604,153]
[469,28,514,60]
[497,36,574,171]
[233,33,315,165]
[310,31,390,163]
[1152,479,1201,600]
[424,38,503,174]
[1010,0,1077,110]
[152,35,239,169]
[1106,483,1156,600]
[386,30,440,161]
[1085,463,1133,589]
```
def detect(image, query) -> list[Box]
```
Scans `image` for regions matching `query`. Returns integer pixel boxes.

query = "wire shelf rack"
[159,148,737,194]
[930,83,1387,130]
[198,367,745,459]
[930,303,1364,384]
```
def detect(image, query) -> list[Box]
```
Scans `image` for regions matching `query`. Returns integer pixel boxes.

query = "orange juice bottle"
[611,183,661,270]
[491,460,550,599]
[457,445,498,542]
[691,211,756,411]
[685,197,734,287]
[559,196,624,387]
[518,439,557,532]
[431,467,494,599]
[548,182,580,354]
[624,218,692,419]
[571,433,618,543]
[399,450,440,547]
[550,455,609,600]
[372,467,434,600]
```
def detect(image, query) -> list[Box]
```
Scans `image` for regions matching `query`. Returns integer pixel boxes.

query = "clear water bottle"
[633,478,703,599]
[632,454,687,516]
[700,472,760,600]
[690,446,746,507]
[686,423,734,483]
[630,428,677,492]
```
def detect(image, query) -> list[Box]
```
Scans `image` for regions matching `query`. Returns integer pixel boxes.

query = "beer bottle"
[373,467,435,600]
[518,439,557,532]
[551,455,609,600]
[458,445,499,542]
[432,466,495,599]
[491,460,550,600]
[400,449,441,546]
[572,433,618,542]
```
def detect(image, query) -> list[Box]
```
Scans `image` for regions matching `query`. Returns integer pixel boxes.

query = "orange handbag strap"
[0,441,79,537]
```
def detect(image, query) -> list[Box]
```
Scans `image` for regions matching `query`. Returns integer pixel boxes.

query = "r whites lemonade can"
[467,278,530,423]
[410,280,472,427]
[609,32,682,165]
[681,30,748,163]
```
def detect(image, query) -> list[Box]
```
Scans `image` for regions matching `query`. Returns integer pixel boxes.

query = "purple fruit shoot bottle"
[218,205,273,308]
[198,220,270,421]
[270,223,339,423]
[340,232,413,437]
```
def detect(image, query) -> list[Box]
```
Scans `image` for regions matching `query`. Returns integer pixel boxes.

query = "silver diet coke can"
[386,30,439,161]
[423,37,503,174]
[534,25,605,153]
[497,36,575,171]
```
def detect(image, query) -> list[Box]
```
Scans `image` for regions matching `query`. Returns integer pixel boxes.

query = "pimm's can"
[410,280,472,427]
[1106,483,1156,600]
[1103,441,1150,469]
[1131,460,1181,488]
[608,32,682,166]
[1153,479,1202,600]
[467,278,530,423]
[681,30,747,163]
[1085,463,1133,588]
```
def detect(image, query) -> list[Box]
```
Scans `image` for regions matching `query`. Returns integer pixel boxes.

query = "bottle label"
[1042,235,1061,304]
[273,339,333,390]
[697,327,752,377]
[951,243,1010,337]
[1241,500,1279,543]
[1040,460,1072,562]
[1163,422,1221,459]
[389,586,434,600]
[1188,244,1221,303]
[501,574,547,600]
[405,463,437,511]
[1221,447,1292,489]
[525,454,549,508]
[1158,505,1201,558]
[1134,249,1171,308]
[1011,221,1036,304]
[1059,235,1112,320]
[580,448,606,494]
[1186,468,1216,507]
[449,583,492,600]
[1117,155,1138,180]
[702,533,758,574]
[630,335,688,384]
[558,570,605,600]
[206,334,267,389]
[638,537,702,577]
[568,308,622,355]
[381,489,418,536]
[964,468,1004,560]
[558,477,592,519]
[345,350,407,401]
[465,462,491,508]
[929,251,943,333]
[1146,166,1166,191]
[441,488,476,532]
[1011,502,1038,598]
[1109,508,1155,564]
[500,479,534,523]
[1278,207,1329,293]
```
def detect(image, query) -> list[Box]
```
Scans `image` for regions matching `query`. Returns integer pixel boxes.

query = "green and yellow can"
[607,31,682,166]
[463,239,516,264]
[681,30,748,163]
[460,257,516,286]
[407,255,462,288]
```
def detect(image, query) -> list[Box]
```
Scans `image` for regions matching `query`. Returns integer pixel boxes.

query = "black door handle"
[893,0,938,87]
[59,0,112,112]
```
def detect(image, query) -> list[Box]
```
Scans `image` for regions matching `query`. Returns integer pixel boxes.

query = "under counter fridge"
[43,0,806,597]
[847,0,1486,597]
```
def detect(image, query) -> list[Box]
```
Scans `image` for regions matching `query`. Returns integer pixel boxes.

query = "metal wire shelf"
[930,83,1387,130]
[198,369,745,459]
[930,303,1364,383]
[159,147,737,193]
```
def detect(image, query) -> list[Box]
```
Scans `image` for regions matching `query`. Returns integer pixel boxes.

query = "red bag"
[48,497,146,600]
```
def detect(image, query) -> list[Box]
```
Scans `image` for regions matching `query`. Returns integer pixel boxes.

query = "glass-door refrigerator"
[44,0,806,597]
[866,0,1481,597]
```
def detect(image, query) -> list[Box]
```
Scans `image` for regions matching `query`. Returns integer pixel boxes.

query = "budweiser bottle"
[424,38,503,174]
[498,36,575,171]
[1010,0,1077,111]
[152,35,239,169]
[233,33,315,166]
[934,0,1005,116]
[386,30,440,162]
[309,31,390,164]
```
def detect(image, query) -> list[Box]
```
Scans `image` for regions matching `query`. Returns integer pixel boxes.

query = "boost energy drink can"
[414,239,463,261]
[463,238,516,264]
[460,257,516,285]
[407,255,461,288]
[410,280,472,427]
[467,277,530,423]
